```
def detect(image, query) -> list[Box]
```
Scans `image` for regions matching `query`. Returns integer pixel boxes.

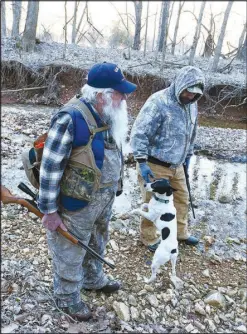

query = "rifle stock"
[1,185,115,269]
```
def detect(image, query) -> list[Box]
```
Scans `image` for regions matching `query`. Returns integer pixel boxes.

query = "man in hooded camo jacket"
[130,66,205,251]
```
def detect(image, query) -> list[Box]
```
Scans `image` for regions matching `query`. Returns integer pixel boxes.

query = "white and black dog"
[131,178,178,283]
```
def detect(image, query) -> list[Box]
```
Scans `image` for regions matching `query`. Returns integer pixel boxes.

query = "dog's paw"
[141,203,149,211]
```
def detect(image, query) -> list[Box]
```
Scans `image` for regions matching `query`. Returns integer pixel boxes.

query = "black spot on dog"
[171,249,177,254]
[160,213,175,222]
[161,227,170,240]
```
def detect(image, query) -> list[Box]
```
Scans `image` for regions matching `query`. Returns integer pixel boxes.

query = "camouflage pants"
[137,162,190,246]
[46,186,117,307]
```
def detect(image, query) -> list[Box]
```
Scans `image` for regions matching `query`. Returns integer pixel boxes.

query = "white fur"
[131,182,178,283]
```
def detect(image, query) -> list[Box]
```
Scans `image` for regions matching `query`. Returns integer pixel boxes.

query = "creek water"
[1,103,246,260]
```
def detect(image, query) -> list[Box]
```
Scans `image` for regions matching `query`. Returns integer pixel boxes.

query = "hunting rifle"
[183,163,196,219]
[1,183,115,269]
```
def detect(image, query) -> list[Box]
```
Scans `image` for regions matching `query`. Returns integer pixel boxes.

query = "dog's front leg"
[170,253,178,277]
[144,263,158,284]
[130,209,153,221]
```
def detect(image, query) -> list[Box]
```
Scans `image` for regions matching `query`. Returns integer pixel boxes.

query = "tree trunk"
[189,1,206,65]
[166,1,175,44]
[75,2,87,44]
[22,1,40,52]
[161,1,171,68]
[143,2,149,57]
[171,1,185,55]
[12,1,22,38]
[158,1,170,52]
[71,1,79,43]
[1,1,7,38]
[167,1,175,36]
[237,24,246,60]
[156,2,163,53]
[238,35,247,62]
[210,1,233,71]
[63,1,68,58]
[126,1,131,59]
[133,1,142,50]
[202,33,214,58]
[152,6,158,51]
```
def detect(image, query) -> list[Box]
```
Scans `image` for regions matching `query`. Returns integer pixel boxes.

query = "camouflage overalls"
[46,139,121,307]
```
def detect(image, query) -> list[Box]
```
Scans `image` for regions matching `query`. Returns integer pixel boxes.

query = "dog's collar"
[153,194,169,204]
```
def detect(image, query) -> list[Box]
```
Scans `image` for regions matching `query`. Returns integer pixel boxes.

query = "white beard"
[102,98,129,149]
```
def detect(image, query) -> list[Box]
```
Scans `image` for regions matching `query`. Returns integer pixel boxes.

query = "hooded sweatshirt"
[130,66,205,167]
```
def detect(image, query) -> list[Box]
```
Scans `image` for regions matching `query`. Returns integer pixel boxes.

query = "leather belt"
[148,156,171,168]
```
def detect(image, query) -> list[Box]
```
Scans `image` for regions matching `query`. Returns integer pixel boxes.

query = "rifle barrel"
[183,165,196,219]
[18,182,37,200]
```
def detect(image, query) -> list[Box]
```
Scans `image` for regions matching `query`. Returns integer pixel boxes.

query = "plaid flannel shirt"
[37,108,113,214]
[37,113,73,214]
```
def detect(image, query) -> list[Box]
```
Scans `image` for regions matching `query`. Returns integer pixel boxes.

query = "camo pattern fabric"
[60,162,97,201]
[130,66,205,167]
[100,141,122,185]
[46,147,120,307]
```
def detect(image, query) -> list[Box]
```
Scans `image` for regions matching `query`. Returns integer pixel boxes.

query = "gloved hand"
[139,162,154,183]
[42,212,67,231]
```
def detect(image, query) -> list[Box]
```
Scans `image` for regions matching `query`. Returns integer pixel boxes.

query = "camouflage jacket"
[130,66,205,167]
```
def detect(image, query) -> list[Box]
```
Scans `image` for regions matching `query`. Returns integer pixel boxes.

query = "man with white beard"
[37,62,136,321]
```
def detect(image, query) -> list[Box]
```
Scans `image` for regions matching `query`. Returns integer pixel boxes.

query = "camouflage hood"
[169,66,205,105]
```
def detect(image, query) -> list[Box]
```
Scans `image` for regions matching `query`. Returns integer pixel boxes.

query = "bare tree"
[63,1,68,58]
[143,2,150,57]
[171,1,185,55]
[75,2,87,44]
[184,6,221,58]
[132,1,143,50]
[125,1,131,58]
[189,1,206,65]
[71,1,79,43]
[161,1,171,68]
[167,1,175,37]
[237,24,247,60]
[22,1,40,52]
[210,1,234,71]
[12,1,22,38]
[157,1,170,52]
[1,1,7,38]
[152,5,158,51]
[202,7,221,57]
[237,35,247,62]
[165,0,175,45]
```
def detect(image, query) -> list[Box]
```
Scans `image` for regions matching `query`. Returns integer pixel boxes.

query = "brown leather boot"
[61,301,92,321]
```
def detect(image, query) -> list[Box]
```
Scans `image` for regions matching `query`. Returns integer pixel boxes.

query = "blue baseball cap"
[87,62,137,94]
